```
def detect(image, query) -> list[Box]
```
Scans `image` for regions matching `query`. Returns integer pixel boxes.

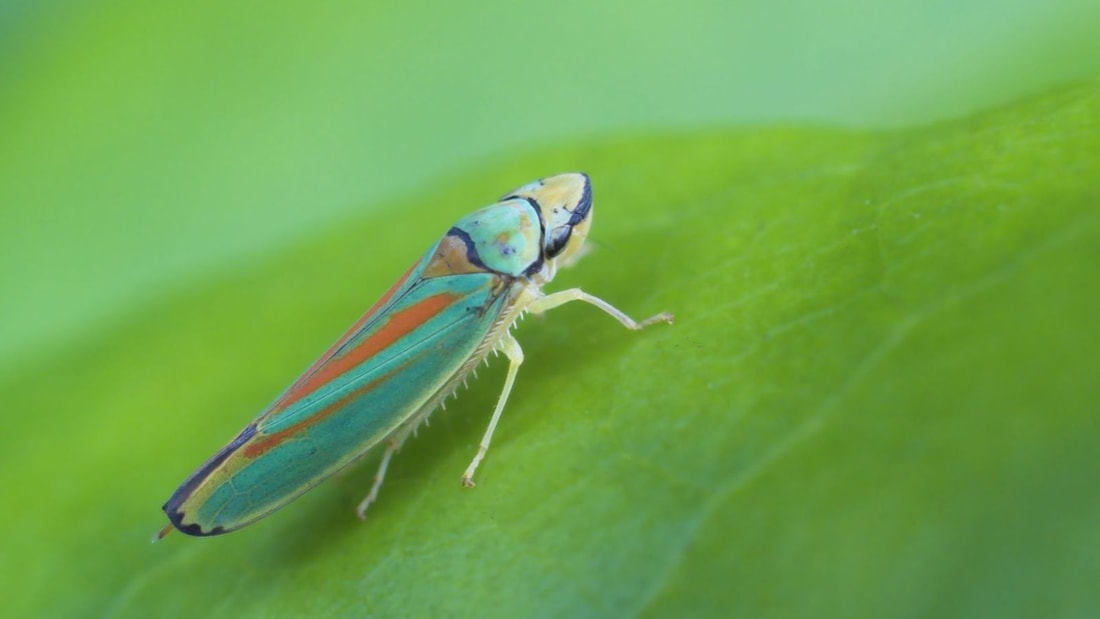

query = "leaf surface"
[2,83,1098,618]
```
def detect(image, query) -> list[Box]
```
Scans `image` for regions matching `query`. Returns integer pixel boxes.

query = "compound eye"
[545,225,573,258]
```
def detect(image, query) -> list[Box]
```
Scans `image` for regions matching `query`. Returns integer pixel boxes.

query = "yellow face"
[502,172,593,270]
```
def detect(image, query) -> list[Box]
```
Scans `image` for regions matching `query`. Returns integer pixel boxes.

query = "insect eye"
[545,225,573,258]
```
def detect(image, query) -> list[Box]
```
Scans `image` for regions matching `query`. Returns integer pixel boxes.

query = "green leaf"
[2,82,1098,618]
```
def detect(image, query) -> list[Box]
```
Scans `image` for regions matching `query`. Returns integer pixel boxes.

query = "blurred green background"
[2,1,1100,618]
[2,0,1099,371]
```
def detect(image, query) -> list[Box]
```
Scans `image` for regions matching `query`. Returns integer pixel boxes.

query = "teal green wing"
[163,243,513,535]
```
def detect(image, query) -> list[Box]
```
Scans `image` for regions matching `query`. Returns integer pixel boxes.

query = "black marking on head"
[521,195,545,223]
[543,180,591,259]
[446,226,491,270]
[520,196,548,276]
[499,196,546,277]
[572,174,593,226]
[162,423,257,537]
[498,195,546,229]
[544,225,573,258]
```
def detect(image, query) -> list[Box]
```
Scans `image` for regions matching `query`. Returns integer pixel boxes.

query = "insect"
[157,172,672,538]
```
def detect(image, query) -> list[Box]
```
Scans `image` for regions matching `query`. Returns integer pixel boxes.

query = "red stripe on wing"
[271,290,459,413]
[269,260,422,413]
[242,290,458,457]
[242,368,396,459]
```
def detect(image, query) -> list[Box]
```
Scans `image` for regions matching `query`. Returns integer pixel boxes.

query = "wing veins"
[256,277,513,433]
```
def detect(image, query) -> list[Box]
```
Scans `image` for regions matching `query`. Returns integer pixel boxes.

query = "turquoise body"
[162,196,550,535]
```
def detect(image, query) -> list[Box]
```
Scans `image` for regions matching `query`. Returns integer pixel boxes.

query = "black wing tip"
[159,423,258,538]
[160,504,228,537]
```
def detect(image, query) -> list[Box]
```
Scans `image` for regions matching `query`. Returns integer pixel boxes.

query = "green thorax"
[452,198,542,277]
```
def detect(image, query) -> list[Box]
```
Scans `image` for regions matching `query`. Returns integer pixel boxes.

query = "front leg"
[527,288,673,329]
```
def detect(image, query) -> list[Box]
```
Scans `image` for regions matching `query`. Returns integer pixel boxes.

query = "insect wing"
[164,253,509,535]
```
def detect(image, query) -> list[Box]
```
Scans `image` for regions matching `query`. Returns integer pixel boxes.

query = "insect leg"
[462,330,524,487]
[527,288,673,329]
[357,440,397,520]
